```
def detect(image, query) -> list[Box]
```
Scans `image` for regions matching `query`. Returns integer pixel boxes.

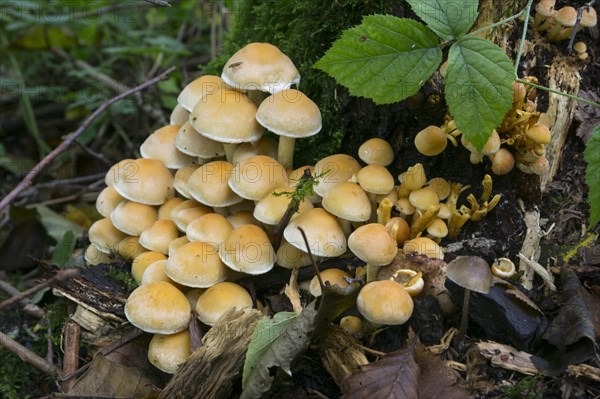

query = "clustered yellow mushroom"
[532,1,597,42]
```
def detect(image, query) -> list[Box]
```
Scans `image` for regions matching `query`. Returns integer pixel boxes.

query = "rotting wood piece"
[160,308,263,399]
[318,325,368,388]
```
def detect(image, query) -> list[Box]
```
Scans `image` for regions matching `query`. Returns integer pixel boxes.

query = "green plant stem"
[517,79,600,108]
[514,0,534,77]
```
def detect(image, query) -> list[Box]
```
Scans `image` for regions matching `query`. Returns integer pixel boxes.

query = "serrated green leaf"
[242,311,298,388]
[314,15,442,104]
[51,230,76,268]
[584,125,600,226]
[446,37,513,150]
[406,0,479,40]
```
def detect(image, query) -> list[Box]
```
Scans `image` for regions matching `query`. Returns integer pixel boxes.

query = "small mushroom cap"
[283,208,347,258]
[408,187,439,211]
[348,223,398,266]
[309,268,351,297]
[169,199,203,219]
[339,316,363,334]
[427,177,451,201]
[139,219,178,255]
[195,282,253,326]
[491,257,516,278]
[112,158,174,206]
[221,42,300,93]
[186,213,233,247]
[172,206,212,233]
[141,260,179,286]
[357,164,395,195]
[358,138,394,166]
[275,239,316,269]
[554,6,578,26]
[322,182,371,222]
[357,280,414,325]
[313,154,361,197]
[414,125,448,156]
[166,241,229,288]
[461,129,501,156]
[446,256,493,294]
[490,148,515,176]
[88,218,128,254]
[188,161,243,207]
[573,41,587,54]
[177,75,230,111]
[526,123,551,144]
[395,198,416,216]
[385,216,410,246]
[96,186,124,218]
[227,211,263,229]
[403,163,427,191]
[190,89,264,144]
[148,330,191,374]
[253,186,313,225]
[580,7,597,28]
[84,244,112,265]
[535,0,555,17]
[256,89,322,138]
[219,224,275,275]
[125,281,191,334]
[110,200,157,236]
[170,103,190,125]
[232,137,278,165]
[132,251,168,283]
[403,237,444,260]
[426,218,448,238]
[228,155,288,201]
[389,269,425,297]
[116,236,146,259]
[140,125,196,169]
[158,197,185,220]
[175,121,225,158]
[174,164,200,199]
[168,236,190,257]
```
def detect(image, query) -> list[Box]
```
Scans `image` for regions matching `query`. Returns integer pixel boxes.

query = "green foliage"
[500,374,545,399]
[313,16,442,105]
[584,125,600,227]
[242,311,298,387]
[51,230,76,267]
[273,168,328,210]
[107,265,138,292]
[315,0,515,150]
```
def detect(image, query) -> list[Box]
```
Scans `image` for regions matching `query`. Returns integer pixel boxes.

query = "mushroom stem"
[223,143,238,163]
[456,288,471,343]
[367,193,377,223]
[213,207,228,217]
[278,136,296,170]
[337,217,352,238]
[376,198,394,225]
[366,263,378,283]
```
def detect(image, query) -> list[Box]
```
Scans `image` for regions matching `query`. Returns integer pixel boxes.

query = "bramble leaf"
[314,15,442,104]
[406,0,479,40]
[584,124,600,226]
[446,37,513,150]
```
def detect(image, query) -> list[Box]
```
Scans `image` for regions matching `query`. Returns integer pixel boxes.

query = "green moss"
[204,0,397,165]
[107,265,138,292]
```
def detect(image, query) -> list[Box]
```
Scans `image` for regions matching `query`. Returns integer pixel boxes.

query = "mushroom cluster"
[532,0,597,42]
[414,78,554,176]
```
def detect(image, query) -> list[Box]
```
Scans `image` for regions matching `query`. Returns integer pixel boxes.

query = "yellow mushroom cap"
[188,161,243,207]
[228,155,288,201]
[141,260,179,287]
[389,269,425,297]
[190,89,264,144]
[461,129,501,156]
[186,213,233,247]
[322,182,371,222]
[339,316,363,334]
[385,216,410,246]
[116,236,146,259]
[580,7,597,28]
[132,251,168,283]
[426,218,448,238]
[426,177,451,201]
[358,138,394,166]
[227,211,263,229]
[139,219,178,255]
[96,185,124,218]
[175,121,225,159]
[171,206,212,233]
[219,224,275,275]
[275,239,316,269]
[148,330,191,374]
[256,89,322,138]
[177,75,231,112]
[554,6,578,26]
[348,223,398,266]
[313,154,361,197]
[140,125,196,169]
[110,200,157,236]
[158,197,185,220]
[490,148,515,176]
[283,208,347,258]
[125,281,191,334]
[84,244,112,266]
[174,164,200,199]
[357,164,395,195]
[357,280,414,325]
[170,103,190,125]
[112,158,174,206]
[88,218,128,254]
[231,137,279,165]
[309,268,351,297]
[526,123,551,144]
[491,257,516,278]
[168,236,190,257]
[195,282,253,326]
[166,241,228,288]
[414,125,448,156]
[403,237,444,260]
[221,42,300,93]
[408,187,439,211]
[254,186,313,225]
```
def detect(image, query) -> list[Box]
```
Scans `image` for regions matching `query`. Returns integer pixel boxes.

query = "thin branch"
[0,330,61,378]
[0,269,80,311]
[0,279,45,318]
[144,0,171,6]
[0,67,175,213]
